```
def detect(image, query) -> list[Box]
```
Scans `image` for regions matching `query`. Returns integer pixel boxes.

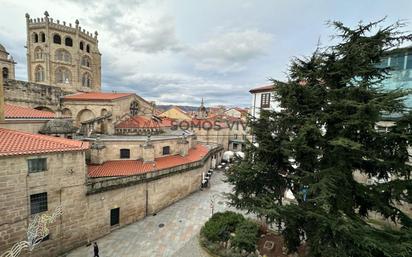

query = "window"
[81,56,91,67]
[390,54,405,70]
[110,208,120,226]
[65,37,73,47]
[55,49,71,63]
[407,53,412,70]
[35,47,43,60]
[40,32,46,43]
[130,101,139,116]
[120,149,130,159]
[28,158,47,173]
[55,67,71,84]
[86,44,90,53]
[33,33,39,43]
[82,73,92,87]
[35,66,45,82]
[79,41,84,50]
[162,146,170,155]
[261,93,270,108]
[53,34,61,44]
[30,192,48,214]
[2,67,8,79]
[233,143,238,150]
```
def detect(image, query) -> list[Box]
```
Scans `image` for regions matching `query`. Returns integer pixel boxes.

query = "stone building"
[0,12,227,257]
[159,106,192,120]
[0,43,16,80]
[61,92,155,135]
[0,127,222,257]
[26,11,101,92]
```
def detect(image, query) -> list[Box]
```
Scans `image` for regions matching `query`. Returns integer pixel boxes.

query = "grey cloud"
[187,30,273,73]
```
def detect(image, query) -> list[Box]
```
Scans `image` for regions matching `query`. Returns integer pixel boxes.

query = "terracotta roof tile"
[0,128,89,156]
[115,116,173,129]
[88,144,209,177]
[5,104,56,119]
[63,92,134,101]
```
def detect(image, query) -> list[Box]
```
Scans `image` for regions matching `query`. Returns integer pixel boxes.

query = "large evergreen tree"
[227,20,412,257]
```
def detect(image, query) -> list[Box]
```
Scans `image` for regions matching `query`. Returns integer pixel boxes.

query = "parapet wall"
[3,79,65,110]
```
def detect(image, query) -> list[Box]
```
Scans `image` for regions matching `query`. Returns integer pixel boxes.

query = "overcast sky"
[1,0,412,107]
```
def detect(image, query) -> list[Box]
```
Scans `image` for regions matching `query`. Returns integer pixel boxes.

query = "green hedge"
[201,211,245,242]
[232,220,260,252]
[200,211,259,253]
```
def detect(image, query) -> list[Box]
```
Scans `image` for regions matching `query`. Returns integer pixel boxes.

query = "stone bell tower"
[0,43,16,80]
[25,11,101,93]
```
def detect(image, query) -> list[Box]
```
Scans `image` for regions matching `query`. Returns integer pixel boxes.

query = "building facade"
[26,11,101,92]
[249,84,280,119]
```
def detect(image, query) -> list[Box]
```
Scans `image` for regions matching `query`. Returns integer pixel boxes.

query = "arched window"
[35,66,44,82]
[81,55,91,67]
[40,32,46,42]
[86,44,90,53]
[79,41,84,50]
[2,67,9,79]
[130,101,139,116]
[82,72,92,87]
[65,37,73,47]
[32,33,39,43]
[55,67,71,84]
[53,34,61,44]
[34,47,43,60]
[55,49,71,63]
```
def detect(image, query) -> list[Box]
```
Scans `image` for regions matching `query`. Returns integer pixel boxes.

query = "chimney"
[142,135,155,163]
[90,136,106,164]
[0,71,5,122]
[178,133,190,157]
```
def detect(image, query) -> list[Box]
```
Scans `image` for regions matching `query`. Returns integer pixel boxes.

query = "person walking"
[93,242,99,257]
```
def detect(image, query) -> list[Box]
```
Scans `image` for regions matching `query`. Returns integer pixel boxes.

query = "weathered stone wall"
[0,120,48,134]
[4,79,64,111]
[90,136,194,162]
[0,151,87,257]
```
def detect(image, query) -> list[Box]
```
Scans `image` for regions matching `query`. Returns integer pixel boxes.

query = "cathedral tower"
[25,11,101,92]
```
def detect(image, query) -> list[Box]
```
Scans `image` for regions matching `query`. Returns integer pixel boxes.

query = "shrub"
[232,220,260,252]
[201,211,245,242]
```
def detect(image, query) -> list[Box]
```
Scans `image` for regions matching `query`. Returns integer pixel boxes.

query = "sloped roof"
[88,144,209,177]
[0,128,89,156]
[5,104,56,119]
[115,116,173,129]
[249,84,275,93]
[63,92,134,101]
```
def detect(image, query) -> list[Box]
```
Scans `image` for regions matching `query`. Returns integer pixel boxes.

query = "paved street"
[65,170,237,257]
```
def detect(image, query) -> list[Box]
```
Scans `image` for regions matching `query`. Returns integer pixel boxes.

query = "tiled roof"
[88,144,209,177]
[0,128,89,156]
[63,92,134,101]
[5,104,56,119]
[249,84,274,93]
[115,116,174,129]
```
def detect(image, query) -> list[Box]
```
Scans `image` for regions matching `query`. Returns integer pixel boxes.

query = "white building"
[249,84,280,119]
